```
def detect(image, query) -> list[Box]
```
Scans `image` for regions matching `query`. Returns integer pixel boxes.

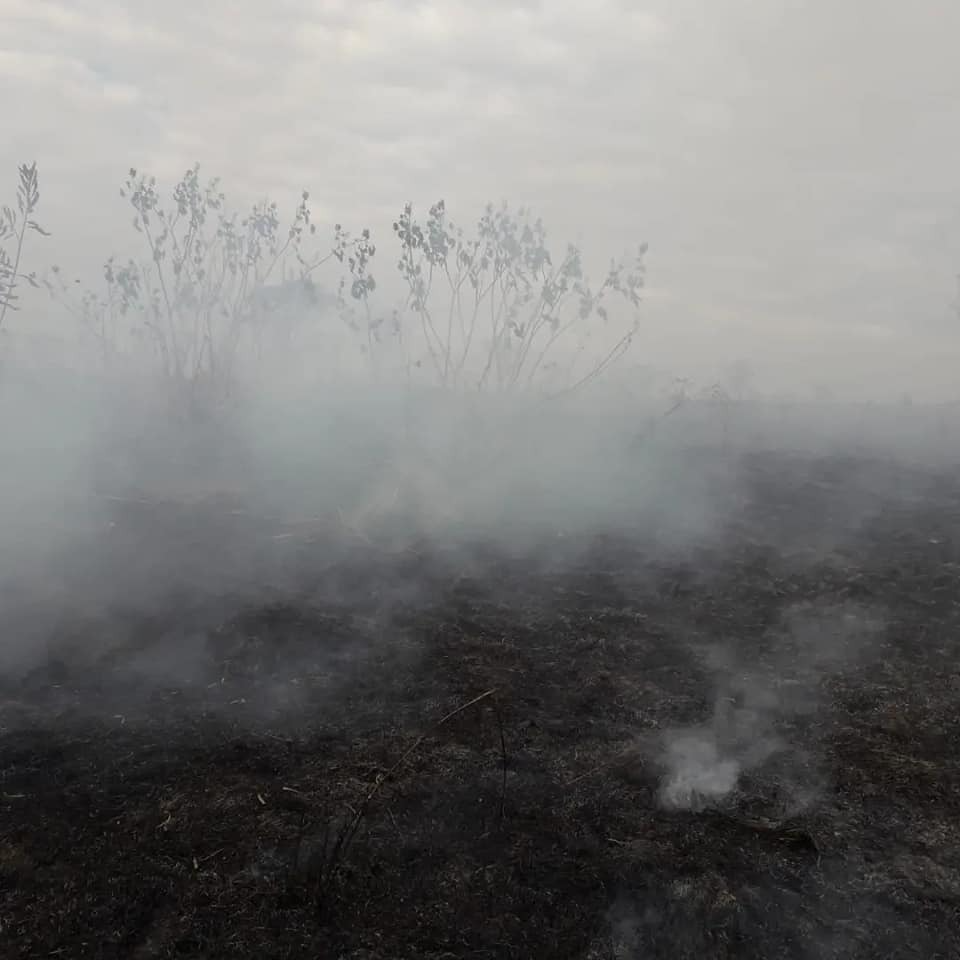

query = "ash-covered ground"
[1,438,959,959]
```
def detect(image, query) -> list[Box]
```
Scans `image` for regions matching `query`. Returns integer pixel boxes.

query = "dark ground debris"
[2,448,960,958]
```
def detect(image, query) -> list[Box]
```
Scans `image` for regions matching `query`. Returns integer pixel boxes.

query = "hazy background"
[3,0,960,400]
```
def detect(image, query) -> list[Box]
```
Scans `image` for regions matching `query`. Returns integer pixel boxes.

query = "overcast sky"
[3,0,960,398]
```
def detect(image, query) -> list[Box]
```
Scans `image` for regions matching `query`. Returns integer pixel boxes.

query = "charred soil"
[2,449,960,958]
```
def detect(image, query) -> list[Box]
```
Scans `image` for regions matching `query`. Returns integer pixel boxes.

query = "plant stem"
[0,217,27,333]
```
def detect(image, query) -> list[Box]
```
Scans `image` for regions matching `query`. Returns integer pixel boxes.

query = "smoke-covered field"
[1,370,959,959]
[6,0,960,952]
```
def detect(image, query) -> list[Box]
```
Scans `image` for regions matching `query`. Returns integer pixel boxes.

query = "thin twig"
[313,687,501,900]
[565,746,641,787]
[490,698,508,823]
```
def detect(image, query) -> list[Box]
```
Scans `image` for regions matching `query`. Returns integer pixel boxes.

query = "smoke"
[0,302,943,708]
[656,600,884,813]
[658,733,742,810]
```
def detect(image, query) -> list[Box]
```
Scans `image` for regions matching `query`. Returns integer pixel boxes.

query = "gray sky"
[3,0,960,398]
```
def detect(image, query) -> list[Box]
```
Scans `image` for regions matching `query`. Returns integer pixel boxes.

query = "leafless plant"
[46,164,377,410]
[0,161,50,332]
[393,199,646,395]
[40,169,650,410]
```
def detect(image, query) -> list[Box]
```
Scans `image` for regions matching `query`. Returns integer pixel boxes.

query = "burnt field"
[1,447,959,959]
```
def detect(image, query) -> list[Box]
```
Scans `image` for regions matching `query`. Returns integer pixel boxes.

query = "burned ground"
[1,448,959,958]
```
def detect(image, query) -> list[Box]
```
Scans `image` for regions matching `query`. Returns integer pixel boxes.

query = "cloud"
[2,0,960,398]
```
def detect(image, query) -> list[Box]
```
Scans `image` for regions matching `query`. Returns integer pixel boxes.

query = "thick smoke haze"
[0,350,949,686]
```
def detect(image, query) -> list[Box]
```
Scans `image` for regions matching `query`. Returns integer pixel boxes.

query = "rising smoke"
[656,600,885,813]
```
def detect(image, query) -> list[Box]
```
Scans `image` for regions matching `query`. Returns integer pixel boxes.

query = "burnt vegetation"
[2,452,959,959]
